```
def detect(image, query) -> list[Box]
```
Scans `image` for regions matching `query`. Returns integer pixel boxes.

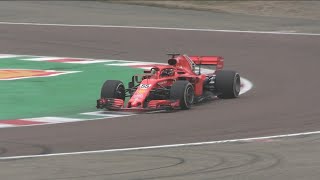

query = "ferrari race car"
[96,54,240,111]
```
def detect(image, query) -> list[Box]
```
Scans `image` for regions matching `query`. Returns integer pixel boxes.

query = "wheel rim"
[116,84,125,100]
[234,74,241,96]
[185,85,194,107]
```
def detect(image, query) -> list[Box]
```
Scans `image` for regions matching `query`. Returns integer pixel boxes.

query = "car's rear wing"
[189,56,224,71]
[189,56,223,65]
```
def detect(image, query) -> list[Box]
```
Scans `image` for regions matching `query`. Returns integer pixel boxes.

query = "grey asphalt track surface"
[1,134,320,180]
[1,1,320,33]
[0,1,320,180]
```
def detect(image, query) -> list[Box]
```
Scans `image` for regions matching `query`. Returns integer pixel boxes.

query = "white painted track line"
[25,117,82,123]
[21,57,63,61]
[1,130,320,160]
[0,54,21,58]
[0,124,15,128]
[240,77,253,95]
[81,111,134,118]
[0,22,320,36]
[65,60,116,64]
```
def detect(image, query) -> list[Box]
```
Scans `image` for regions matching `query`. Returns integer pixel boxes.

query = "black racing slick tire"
[101,80,125,101]
[170,81,194,109]
[215,70,241,99]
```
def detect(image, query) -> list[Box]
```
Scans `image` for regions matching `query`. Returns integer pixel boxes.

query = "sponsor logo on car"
[136,89,146,94]
[133,94,144,99]
[158,81,168,85]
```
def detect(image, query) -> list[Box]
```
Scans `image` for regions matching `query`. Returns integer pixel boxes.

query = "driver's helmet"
[150,68,157,74]
[161,69,174,77]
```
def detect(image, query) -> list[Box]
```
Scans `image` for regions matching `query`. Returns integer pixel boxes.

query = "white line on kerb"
[1,130,320,160]
[0,22,320,36]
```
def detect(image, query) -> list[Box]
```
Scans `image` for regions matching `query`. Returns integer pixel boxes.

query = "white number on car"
[140,84,151,89]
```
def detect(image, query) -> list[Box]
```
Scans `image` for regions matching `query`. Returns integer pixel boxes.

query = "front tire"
[101,80,125,100]
[170,81,194,109]
[215,70,240,99]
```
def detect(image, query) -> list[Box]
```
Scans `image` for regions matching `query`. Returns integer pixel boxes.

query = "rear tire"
[101,80,125,100]
[215,70,240,99]
[170,81,194,109]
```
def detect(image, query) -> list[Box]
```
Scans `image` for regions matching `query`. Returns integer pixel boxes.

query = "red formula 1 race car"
[96,54,240,111]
